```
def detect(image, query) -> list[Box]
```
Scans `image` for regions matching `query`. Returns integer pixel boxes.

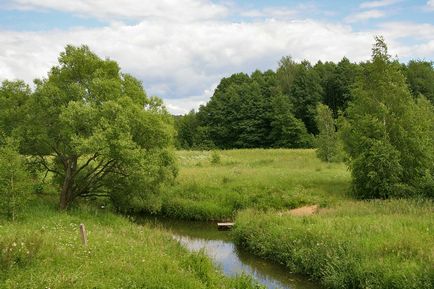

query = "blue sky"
[0,0,433,113]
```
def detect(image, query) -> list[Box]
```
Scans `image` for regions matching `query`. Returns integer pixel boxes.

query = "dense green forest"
[175,43,434,150]
[174,38,434,200]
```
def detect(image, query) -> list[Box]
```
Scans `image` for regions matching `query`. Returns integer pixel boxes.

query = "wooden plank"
[217,222,235,230]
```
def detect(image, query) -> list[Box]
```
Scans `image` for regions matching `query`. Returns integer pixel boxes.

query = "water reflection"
[141,217,320,289]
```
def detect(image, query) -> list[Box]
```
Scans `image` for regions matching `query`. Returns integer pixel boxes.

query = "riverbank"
[0,197,259,288]
[149,149,434,288]
[141,216,321,289]
[233,199,434,289]
[154,149,350,220]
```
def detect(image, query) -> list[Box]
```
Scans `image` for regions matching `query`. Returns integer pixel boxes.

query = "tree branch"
[73,152,100,178]
[37,155,62,175]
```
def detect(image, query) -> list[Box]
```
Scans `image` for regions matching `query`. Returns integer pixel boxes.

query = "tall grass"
[156,149,351,220]
[0,197,261,288]
[233,199,434,289]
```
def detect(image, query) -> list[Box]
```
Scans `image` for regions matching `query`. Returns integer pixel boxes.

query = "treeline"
[175,49,434,150]
[176,37,434,199]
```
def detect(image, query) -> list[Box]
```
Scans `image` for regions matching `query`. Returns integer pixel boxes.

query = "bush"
[351,141,402,199]
[0,138,32,220]
[210,151,221,165]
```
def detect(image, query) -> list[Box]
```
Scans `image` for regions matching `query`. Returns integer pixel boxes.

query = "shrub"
[210,151,221,165]
[351,141,402,199]
[0,138,32,220]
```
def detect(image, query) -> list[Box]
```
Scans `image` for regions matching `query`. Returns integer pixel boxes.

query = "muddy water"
[141,217,321,289]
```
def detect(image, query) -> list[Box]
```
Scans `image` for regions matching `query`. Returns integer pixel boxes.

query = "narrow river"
[141,217,321,289]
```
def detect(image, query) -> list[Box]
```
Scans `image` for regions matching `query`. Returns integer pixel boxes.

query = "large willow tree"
[21,45,177,210]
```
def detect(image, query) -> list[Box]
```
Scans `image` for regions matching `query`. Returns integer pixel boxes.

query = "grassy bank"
[0,198,260,289]
[233,199,434,289]
[155,149,350,220]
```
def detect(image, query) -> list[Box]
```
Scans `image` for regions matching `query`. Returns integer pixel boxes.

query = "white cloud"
[0,19,375,114]
[345,9,385,23]
[240,7,297,19]
[360,0,400,9]
[0,1,434,114]
[377,22,434,41]
[7,0,228,21]
[428,0,434,10]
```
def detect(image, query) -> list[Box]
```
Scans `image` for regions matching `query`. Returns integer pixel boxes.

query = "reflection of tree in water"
[234,245,319,289]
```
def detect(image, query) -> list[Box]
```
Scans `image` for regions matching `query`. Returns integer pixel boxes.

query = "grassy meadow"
[233,200,434,289]
[0,197,260,289]
[157,149,351,220]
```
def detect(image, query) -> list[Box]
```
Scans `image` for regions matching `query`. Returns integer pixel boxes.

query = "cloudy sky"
[1,0,433,114]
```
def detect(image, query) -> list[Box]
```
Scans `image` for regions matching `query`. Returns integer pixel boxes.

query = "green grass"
[157,149,350,220]
[4,149,431,289]
[0,197,261,289]
[233,199,434,289]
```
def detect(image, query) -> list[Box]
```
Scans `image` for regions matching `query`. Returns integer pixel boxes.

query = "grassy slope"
[0,198,260,289]
[159,149,350,220]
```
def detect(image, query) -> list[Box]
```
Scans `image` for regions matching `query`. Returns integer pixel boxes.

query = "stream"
[140,217,321,289]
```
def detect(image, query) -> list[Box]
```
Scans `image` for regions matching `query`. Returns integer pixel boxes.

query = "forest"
[0,37,433,289]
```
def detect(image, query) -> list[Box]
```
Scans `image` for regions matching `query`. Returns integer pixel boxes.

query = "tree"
[20,45,177,210]
[315,104,342,162]
[269,94,311,148]
[175,110,214,149]
[0,80,31,138]
[288,61,323,134]
[175,111,199,149]
[277,56,299,95]
[318,58,359,117]
[198,71,274,148]
[341,36,434,198]
[197,69,313,149]
[0,137,32,221]
[405,60,434,104]
[198,73,250,148]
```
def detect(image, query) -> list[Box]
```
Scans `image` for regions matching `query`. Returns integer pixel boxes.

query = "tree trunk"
[59,157,77,210]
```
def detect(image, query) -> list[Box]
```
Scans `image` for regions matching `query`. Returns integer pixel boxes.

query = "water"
[141,217,321,289]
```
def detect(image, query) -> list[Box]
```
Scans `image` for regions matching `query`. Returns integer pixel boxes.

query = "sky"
[0,0,433,114]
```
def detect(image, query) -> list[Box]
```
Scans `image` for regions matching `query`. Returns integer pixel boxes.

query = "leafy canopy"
[20,45,177,210]
[341,36,434,198]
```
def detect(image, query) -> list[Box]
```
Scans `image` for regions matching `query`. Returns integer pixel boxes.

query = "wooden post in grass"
[79,223,88,246]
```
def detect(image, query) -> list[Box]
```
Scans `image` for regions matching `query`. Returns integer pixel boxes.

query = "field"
[0,197,259,289]
[157,149,351,220]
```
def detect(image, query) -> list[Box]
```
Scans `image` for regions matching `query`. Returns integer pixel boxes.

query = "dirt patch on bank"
[278,205,319,217]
